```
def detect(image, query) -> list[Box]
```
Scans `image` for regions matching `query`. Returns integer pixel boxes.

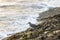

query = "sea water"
[0,0,60,40]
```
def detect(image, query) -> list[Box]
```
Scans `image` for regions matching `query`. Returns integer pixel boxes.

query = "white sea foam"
[0,0,60,40]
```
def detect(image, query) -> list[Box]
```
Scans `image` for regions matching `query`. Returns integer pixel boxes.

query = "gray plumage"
[28,22,38,28]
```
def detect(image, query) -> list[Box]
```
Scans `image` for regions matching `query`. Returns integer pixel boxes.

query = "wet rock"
[2,7,60,40]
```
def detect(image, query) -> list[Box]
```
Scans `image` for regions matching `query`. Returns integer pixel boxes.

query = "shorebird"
[28,22,38,28]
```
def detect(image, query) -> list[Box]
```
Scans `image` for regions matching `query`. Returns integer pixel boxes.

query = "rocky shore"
[2,8,60,40]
